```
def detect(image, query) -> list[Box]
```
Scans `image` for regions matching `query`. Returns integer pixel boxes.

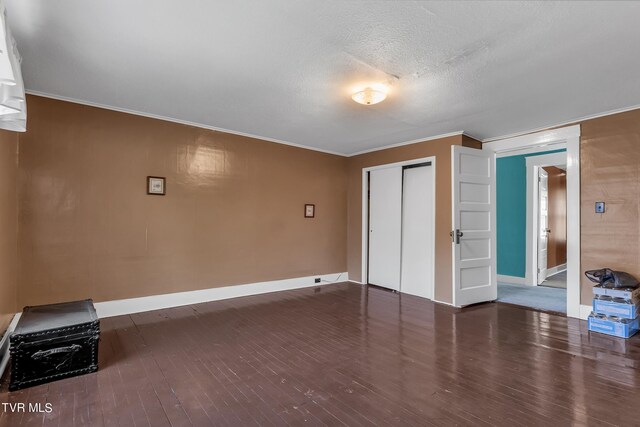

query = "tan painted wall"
[347,135,465,304]
[544,166,567,269]
[580,109,640,304]
[17,95,347,307]
[13,94,640,310]
[0,130,18,333]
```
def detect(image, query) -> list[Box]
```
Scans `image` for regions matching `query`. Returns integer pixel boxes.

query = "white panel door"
[537,168,549,284]
[451,146,496,306]
[401,164,435,299]
[368,167,402,290]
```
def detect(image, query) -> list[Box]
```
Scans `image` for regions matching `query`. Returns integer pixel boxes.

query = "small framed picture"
[147,176,166,196]
[304,204,315,218]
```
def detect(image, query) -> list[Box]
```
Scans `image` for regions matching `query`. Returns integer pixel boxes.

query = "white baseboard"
[0,273,348,378]
[548,264,567,276]
[497,274,527,285]
[348,280,456,307]
[95,272,348,318]
[433,299,456,307]
[579,304,592,320]
[0,313,22,380]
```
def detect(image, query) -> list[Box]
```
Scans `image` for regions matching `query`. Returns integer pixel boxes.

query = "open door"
[537,168,549,284]
[451,145,496,307]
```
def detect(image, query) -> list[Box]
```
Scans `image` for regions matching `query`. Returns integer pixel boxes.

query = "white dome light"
[351,87,387,105]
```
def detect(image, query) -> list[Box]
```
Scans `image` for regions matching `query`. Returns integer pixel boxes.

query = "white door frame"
[525,151,567,287]
[361,156,436,300]
[483,125,581,319]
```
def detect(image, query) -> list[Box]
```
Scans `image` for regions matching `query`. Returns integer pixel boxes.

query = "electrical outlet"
[314,278,321,283]
[595,202,605,213]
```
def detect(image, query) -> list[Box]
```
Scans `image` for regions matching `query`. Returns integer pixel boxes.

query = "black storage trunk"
[9,299,99,391]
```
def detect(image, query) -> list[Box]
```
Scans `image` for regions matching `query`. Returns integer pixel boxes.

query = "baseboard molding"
[0,313,22,380]
[579,304,592,320]
[95,272,348,318]
[497,274,527,285]
[548,264,567,276]
[433,299,456,307]
[347,280,455,307]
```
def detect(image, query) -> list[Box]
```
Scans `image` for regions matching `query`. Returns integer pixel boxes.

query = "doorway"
[363,157,436,300]
[537,165,568,288]
[493,149,568,313]
[483,125,581,318]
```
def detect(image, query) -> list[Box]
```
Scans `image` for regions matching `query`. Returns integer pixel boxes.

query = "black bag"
[10,299,100,391]
[585,268,639,289]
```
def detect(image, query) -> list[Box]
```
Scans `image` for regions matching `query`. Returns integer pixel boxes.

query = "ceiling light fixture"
[351,86,387,106]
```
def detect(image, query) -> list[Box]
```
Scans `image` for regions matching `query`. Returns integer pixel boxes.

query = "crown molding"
[347,131,464,157]
[482,104,640,143]
[25,90,640,156]
[25,90,346,157]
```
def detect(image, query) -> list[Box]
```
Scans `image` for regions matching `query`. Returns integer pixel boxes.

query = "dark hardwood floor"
[1,282,639,426]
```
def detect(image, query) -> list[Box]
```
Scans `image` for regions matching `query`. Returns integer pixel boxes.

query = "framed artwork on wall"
[304,204,315,218]
[147,176,166,195]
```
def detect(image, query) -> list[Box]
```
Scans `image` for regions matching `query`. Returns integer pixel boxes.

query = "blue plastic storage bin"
[588,313,639,338]
[592,299,639,319]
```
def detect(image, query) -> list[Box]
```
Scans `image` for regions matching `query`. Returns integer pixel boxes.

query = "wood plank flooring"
[1,282,639,426]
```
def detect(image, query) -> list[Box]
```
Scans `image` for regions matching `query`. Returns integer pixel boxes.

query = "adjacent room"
[1,1,639,426]
[496,148,569,314]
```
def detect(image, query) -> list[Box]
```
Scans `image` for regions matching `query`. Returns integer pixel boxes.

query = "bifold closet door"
[368,167,402,290]
[400,164,434,299]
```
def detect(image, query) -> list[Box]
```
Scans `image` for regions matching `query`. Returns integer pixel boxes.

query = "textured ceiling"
[6,1,640,155]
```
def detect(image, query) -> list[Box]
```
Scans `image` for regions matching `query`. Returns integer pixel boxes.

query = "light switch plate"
[595,202,605,213]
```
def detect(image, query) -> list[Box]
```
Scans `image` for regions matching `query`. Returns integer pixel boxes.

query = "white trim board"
[497,275,527,285]
[483,125,579,153]
[547,264,567,276]
[432,298,456,308]
[580,304,592,320]
[0,313,22,381]
[95,272,348,318]
[348,132,463,156]
[495,142,567,158]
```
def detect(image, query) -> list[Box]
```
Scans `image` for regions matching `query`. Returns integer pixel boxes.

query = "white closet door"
[401,164,435,299]
[368,167,402,290]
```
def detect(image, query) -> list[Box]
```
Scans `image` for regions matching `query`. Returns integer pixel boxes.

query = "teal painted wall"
[497,149,566,278]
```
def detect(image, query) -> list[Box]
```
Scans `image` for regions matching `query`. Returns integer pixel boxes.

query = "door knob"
[450,229,463,244]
